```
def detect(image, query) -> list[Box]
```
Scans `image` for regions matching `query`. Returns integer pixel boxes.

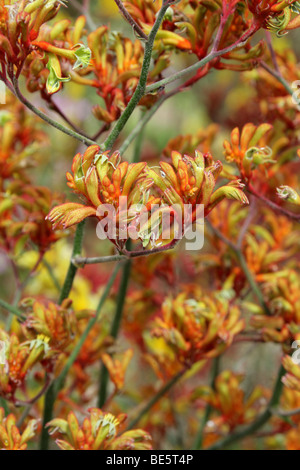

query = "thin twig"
[193,357,220,449]
[207,220,272,316]
[127,368,186,430]
[69,0,97,31]
[0,298,25,321]
[265,31,280,73]
[11,76,97,147]
[145,22,259,94]
[101,1,171,150]
[98,260,131,407]
[260,61,300,107]
[114,0,148,40]
[72,239,179,267]
[247,184,300,221]
[49,97,92,139]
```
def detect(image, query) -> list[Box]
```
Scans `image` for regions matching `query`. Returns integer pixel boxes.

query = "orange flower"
[47,408,152,450]
[224,123,274,180]
[0,330,53,402]
[21,298,78,353]
[194,370,268,433]
[146,150,248,220]
[101,349,133,392]
[0,0,62,73]
[0,408,38,450]
[146,290,244,375]
[47,145,147,249]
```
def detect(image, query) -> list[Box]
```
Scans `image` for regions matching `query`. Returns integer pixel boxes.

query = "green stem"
[127,369,185,430]
[12,76,96,147]
[145,23,259,94]
[0,298,25,321]
[0,397,10,416]
[193,357,220,450]
[114,0,148,40]
[98,260,131,407]
[207,364,285,450]
[39,264,121,449]
[40,221,85,450]
[119,96,166,155]
[207,221,272,316]
[42,259,61,292]
[98,117,144,407]
[101,2,170,151]
[260,61,300,106]
[55,264,121,394]
[39,382,55,450]
[236,250,271,316]
[58,221,85,304]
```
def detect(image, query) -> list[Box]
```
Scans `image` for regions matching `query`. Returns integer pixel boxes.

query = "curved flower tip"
[46,203,96,229]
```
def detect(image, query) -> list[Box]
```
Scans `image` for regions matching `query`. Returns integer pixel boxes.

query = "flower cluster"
[247,0,300,35]
[47,145,249,250]
[193,370,268,435]
[125,0,264,72]
[144,290,244,375]
[46,408,152,450]
[250,270,300,345]
[0,407,38,450]
[0,0,63,75]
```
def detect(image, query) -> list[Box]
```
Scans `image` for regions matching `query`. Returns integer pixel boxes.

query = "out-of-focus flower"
[88,27,169,122]
[162,124,219,159]
[0,182,66,256]
[145,290,244,375]
[223,123,274,180]
[101,349,133,392]
[250,270,300,345]
[0,408,38,450]
[243,49,300,133]
[70,317,112,393]
[22,15,94,95]
[47,408,152,450]
[0,329,53,402]
[286,423,300,449]
[0,92,47,183]
[20,298,78,353]
[124,0,262,72]
[193,370,268,434]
